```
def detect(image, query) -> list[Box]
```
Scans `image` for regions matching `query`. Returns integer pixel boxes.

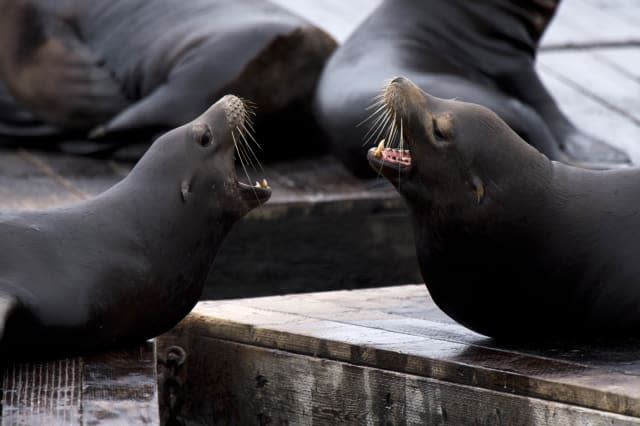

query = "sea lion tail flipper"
[90,85,174,138]
[0,1,128,130]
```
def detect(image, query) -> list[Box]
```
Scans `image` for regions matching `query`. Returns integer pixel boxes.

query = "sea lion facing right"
[317,0,629,177]
[368,77,640,340]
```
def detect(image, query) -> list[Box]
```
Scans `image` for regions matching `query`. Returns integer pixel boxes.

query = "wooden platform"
[158,285,640,425]
[1,341,159,425]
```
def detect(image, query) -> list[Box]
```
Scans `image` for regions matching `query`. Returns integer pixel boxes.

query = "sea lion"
[0,0,336,155]
[367,77,640,340]
[317,0,629,177]
[0,95,271,358]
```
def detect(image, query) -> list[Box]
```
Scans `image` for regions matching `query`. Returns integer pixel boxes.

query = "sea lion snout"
[222,95,249,130]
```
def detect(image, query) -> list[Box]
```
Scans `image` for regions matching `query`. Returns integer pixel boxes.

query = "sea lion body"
[0,95,271,357]
[0,0,335,150]
[318,0,628,177]
[368,77,640,340]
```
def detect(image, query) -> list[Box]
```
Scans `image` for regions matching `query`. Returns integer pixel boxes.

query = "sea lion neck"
[378,0,557,75]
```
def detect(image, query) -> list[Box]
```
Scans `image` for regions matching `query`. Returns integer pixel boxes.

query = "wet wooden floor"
[1,341,159,425]
[160,285,640,424]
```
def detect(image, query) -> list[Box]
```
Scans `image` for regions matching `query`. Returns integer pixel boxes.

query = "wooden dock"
[158,285,640,425]
[1,0,640,424]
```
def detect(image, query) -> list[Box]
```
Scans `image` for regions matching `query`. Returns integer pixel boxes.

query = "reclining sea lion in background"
[316,0,630,177]
[368,77,640,340]
[0,0,336,157]
[0,95,271,358]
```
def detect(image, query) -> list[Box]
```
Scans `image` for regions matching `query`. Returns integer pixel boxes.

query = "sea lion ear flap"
[471,175,485,205]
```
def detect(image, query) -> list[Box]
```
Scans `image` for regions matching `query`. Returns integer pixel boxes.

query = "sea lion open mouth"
[237,179,271,208]
[364,77,419,178]
[367,141,412,177]
[223,95,272,207]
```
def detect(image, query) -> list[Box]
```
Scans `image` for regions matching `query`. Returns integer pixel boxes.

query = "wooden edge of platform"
[157,335,640,424]
[159,285,640,419]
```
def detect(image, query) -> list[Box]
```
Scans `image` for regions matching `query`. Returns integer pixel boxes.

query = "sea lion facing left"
[0,95,271,358]
[368,77,640,341]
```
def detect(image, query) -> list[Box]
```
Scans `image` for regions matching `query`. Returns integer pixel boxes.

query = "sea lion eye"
[194,124,213,147]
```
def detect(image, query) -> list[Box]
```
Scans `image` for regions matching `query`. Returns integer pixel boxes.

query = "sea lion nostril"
[391,77,406,84]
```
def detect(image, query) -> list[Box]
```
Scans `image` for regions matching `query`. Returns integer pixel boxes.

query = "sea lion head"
[132,95,271,217]
[366,76,546,211]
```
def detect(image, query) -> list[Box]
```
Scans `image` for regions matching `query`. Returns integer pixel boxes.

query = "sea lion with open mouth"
[368,77,640,340]
[0,0,336,155]
[0,95,271,358]
[317,0,629,177]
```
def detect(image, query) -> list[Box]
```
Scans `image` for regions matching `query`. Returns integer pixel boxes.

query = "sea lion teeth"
[374,140,385,158]
[261,179,269,188]
[255,181,261,188]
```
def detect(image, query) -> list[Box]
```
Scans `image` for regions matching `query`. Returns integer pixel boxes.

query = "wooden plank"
[598,47,640,81]
[162,286,640,418]
[542,0,640,48]
[537,57,640,162]
[2,358,83,425]
[158,335,640,425]
[29,151,129,198]
[81,341,159,426]
[538,50,640,124]
[1,341,159,425]
[0,149,83,210]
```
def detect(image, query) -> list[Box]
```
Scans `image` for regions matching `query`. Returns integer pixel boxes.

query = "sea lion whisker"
[360,99,387,122]
[362,109,389,146]
[361,109,390,145]
[234,133,258,173]
[238,128,264,172]
[399,119,405,152]
[364,99,386,112]
[232,132,252,171]
[372,110,394,147]
[243,117,257,135]
[240,122,262,152]
[358,103,387,128]
[365,109,393,147]
[233,134,258,194]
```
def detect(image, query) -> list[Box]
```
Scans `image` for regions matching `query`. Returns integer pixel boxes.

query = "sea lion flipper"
[91,85,174,137]
[0,80,65,140]
[0,1,128,130]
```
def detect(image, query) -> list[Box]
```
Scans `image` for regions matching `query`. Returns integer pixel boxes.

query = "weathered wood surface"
[158,286,640,424]
[1,341,159,425]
